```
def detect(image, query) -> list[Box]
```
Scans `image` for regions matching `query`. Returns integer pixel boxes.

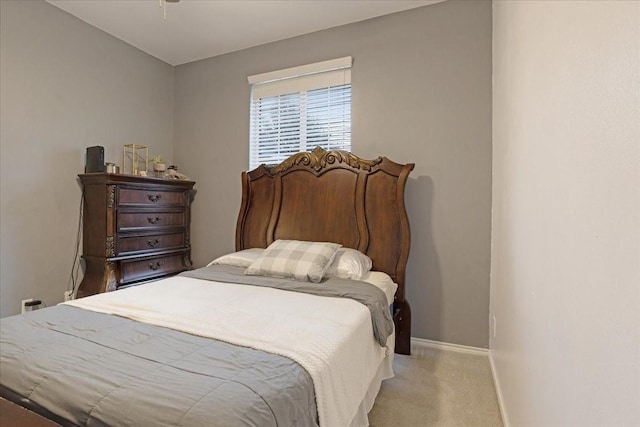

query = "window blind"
[248,57,352,169]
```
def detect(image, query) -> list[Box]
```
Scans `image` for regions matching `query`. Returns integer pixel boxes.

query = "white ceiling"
[45,0,443,66]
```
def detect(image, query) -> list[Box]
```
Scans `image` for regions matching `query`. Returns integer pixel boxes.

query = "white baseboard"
[410,337,489,356]
[489,351,510,427]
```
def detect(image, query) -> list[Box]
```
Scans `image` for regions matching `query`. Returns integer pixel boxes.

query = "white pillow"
[359,271,398,306]
[206,248,265,268]
[245,240,341,283]
[324,248,373,279]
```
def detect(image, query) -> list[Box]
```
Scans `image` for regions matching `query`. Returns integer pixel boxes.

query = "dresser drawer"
[118,188,185,206]
[117,232,185,255]
[118,211,185,231]
[119,253,187,285]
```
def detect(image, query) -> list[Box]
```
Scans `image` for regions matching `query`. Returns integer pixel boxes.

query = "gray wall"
[492,1,639,425]
[0,0,492,348]
[174,0,492,347]
[0,1,174,316]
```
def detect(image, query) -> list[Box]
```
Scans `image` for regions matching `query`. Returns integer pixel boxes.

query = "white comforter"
[64,275,391,427]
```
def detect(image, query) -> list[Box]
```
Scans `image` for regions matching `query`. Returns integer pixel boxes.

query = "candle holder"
[122,144,148,175]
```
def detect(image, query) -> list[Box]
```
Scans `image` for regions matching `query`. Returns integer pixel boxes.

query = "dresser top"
[79,173,195,189]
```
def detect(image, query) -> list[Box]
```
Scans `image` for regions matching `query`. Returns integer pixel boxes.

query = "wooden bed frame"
[236,147,415,354]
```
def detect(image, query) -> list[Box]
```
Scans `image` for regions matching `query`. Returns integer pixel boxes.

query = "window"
[248,57,352,169]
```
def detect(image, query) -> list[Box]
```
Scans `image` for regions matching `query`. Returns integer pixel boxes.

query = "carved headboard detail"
[236,147,415,354]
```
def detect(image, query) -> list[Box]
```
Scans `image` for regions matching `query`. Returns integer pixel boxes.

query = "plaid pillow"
[245,240,341,283]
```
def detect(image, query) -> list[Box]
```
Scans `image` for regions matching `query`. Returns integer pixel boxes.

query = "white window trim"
[250,69,351,100]
[247,56,352,85]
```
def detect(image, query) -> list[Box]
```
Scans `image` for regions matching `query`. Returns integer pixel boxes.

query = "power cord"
[67,190,84,297]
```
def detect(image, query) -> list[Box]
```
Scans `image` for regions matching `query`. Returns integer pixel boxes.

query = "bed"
[0,147,414,426]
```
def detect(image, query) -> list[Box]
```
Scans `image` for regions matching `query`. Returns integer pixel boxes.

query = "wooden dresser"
[77,173,196,298]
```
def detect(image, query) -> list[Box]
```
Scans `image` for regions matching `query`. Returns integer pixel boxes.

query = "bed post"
[394,301,412,355]
[394,161,414,355]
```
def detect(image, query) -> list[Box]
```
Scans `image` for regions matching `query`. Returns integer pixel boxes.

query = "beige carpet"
[368,347,503,427]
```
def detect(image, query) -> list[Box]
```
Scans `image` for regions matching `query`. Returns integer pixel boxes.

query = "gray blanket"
[180,264,394,347]
[0,305,317,427]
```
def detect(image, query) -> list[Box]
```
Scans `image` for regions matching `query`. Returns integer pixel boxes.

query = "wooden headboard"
[236,147,415,354]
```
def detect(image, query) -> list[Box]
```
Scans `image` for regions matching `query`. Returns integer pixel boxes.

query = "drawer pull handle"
[147,217,162,224]
[148,261,165,271]
[147,239,161,247]
[147,194,162,202]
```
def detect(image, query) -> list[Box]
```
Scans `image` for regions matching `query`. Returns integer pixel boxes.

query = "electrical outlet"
[21,298,34,314]
[492,315,497,337]
[64,290,74,301]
